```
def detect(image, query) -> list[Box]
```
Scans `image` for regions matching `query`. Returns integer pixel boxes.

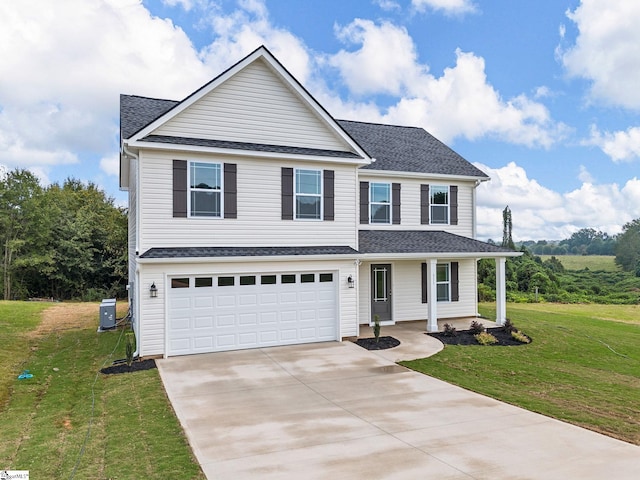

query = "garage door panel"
[216,314,236,327]
[239,313,258,325]
[217,334,236,347]
[168,271,337,355]
[194,336,214,349]
[172,317,191,331]
[217,295,236,307]
[239,332,258,346]
[260,312,277,324]
[194,296,213,308]
[239,294,257,305]
[194,316,214,328]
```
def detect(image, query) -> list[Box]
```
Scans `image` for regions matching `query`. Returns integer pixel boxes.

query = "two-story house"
[120,46,519,358]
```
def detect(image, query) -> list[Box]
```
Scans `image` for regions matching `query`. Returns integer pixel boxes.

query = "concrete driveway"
[157,337,640,479]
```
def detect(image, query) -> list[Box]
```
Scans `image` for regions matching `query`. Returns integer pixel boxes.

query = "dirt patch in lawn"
[101,359,157,375]
[29,302,102,338]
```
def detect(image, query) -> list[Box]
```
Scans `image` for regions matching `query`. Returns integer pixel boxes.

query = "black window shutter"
[281,167,294,220]
[360,181,369,224]
[450,185,458,225]
[421,262,428,303]
[323,170,334,221]
[451,262,459,301]
[420,184,429,224]
[224,163,237,219]
[173,160,187,218]
[392,183,401,225]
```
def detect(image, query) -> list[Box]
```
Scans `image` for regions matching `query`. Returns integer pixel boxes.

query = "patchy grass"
[402,303,640,445]
[0,302,205,479]
[539,254,618,271]
[0,301,51,409]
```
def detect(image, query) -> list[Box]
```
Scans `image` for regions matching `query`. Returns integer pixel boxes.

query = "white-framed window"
[436,263,450,302]
[189,161,222,217]
[430,185,449,224]
[295,168,322,220]
[370,182,391,224]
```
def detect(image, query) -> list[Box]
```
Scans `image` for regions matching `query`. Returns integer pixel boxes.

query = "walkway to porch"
[355,318,497,363]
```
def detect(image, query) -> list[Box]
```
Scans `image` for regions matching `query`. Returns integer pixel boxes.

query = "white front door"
[168,271,337,355]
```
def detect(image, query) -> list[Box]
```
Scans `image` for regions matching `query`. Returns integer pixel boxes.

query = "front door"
[371,264,392,323]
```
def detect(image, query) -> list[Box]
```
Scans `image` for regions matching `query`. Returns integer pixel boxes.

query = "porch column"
[427,258,438,332]
[495,257,506,326]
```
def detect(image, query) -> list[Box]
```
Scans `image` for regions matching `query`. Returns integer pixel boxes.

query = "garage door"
[168,271,338,355]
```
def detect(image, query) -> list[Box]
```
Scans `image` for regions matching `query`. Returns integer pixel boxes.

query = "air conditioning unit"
[99,298,117,330]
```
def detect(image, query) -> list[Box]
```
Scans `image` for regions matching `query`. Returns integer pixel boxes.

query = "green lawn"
[0,302,205,479]
[539,254,618,271]
[402,302,640,445]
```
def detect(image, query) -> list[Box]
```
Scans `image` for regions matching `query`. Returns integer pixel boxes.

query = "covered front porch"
[357,230,522,332]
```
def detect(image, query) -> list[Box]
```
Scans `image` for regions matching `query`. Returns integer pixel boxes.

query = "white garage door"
[168,271,338,355]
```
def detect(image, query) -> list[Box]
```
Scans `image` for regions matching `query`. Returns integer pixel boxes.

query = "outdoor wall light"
[347,275,355,288]
[149,282,158,298]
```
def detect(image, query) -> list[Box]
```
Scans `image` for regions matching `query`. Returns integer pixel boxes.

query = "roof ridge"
[121,93,178,102]
[337,119,423,130]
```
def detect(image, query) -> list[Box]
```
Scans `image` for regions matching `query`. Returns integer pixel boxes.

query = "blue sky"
[1,0,639,240]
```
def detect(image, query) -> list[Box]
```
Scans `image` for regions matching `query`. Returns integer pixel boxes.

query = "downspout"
[472,179,481,239]
[123,142,141,358]
[122,142,140,256]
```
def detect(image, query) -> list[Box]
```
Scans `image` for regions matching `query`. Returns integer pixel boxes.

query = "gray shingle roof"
[138,233,514,259]
[139,246,359,259]
[358,230,514,254]
[120,96,487,177]
[337,120,488,178]
[120,94,177,139]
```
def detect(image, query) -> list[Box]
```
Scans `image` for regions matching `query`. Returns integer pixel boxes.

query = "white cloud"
[328,22,565,147]
[587,125,640,162]
[0,0,213,178]
[412,0,477,16]
[475,162,640,240]
[578,165,593,183]
[374,0,401,11]
[330,20,426,96]
[561,0,640,109]
[100,154,120,177]
[198,0,311,83]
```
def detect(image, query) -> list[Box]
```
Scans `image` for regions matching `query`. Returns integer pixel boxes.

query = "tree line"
[0,168,127,301]
[520,228,616,256]
[479,220,640,304]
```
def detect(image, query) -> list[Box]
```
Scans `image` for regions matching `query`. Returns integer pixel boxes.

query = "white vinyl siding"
[152,59,351,152]
[358,259,477,325]
[358,174,474,237]
[137,259,357,357]
[137,151,358,251]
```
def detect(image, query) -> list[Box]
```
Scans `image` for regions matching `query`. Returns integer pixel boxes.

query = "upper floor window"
[430,185,449,224]
[189,162,222,217]
[370,183,391,224]
[295,169,322,220]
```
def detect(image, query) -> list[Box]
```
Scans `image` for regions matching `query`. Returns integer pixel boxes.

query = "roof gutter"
[126,140,369,165]
[360,169,489,182]
[137,250,521,265]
